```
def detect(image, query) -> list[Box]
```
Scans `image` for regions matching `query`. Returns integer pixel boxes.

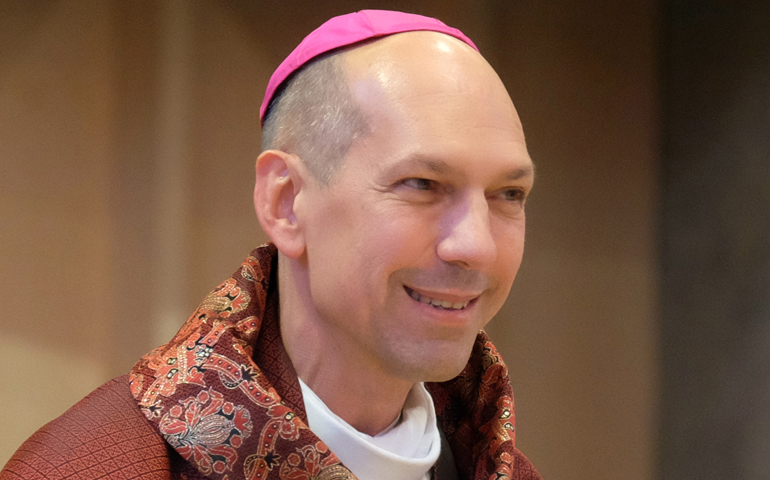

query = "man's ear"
[254,150,306,259]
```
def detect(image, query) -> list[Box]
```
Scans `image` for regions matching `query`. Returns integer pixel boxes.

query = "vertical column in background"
[660,1,770,478]
[0,0,116,464]
[484,2,660,479]
[151,0,193,347]
[108,0,162,375]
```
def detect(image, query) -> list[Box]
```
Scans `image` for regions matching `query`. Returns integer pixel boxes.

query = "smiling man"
[1,10,541,480]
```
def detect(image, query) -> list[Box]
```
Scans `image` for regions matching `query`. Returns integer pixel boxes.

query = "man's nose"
[436,192,497,269]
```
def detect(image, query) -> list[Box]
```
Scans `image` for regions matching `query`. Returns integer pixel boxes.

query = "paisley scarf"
[129,244,542,480]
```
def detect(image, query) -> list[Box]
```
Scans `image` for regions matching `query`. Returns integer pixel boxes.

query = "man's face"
[294,33,534,382]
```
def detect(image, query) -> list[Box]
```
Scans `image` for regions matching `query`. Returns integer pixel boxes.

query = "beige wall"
[0,2,658,478]
[1,1,115,460]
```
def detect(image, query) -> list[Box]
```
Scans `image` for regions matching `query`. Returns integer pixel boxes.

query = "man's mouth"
[404,286,473,311]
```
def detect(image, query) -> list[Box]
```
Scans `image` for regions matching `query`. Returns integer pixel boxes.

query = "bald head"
[344,32,521,141]
[261,31,522,185]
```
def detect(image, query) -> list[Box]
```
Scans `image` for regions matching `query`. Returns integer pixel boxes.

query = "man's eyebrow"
[403,155,452,174]
[504,163,535,181]
[396,154,536,180]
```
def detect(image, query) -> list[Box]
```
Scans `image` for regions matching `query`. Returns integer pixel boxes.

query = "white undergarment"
[298,379,441,480]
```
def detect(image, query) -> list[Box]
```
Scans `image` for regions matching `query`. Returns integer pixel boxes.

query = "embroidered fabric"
[299,379,440,480]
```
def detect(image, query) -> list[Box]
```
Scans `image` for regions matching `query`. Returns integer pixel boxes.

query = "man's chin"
[391,352,473,384]
[377,332,479,383]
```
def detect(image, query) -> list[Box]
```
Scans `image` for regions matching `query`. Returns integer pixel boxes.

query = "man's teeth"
[408,288,470,310]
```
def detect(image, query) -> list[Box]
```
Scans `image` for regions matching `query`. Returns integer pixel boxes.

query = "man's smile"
[403,285,479,311]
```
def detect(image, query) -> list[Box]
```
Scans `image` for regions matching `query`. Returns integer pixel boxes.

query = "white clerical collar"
[298,378,441,480]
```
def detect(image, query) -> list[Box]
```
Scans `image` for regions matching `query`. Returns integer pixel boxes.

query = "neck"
[278,255,414,436]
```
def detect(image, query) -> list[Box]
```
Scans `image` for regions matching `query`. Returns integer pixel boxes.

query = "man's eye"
[500,188,525,202]
[402,178,435,191]
[494,188,527,208]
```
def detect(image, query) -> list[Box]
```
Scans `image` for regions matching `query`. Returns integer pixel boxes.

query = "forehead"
[339,32,529,174]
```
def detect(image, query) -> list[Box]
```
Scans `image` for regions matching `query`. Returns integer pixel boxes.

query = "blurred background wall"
[10,0,764,479]
[659,1,770,478]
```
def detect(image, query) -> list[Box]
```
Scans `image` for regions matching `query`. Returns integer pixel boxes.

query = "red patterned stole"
[129,244,539,480]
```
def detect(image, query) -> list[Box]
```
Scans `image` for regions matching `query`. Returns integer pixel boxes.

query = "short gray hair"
[261,53,370,185]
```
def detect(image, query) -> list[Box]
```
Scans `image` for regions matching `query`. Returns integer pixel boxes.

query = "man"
[1,10,541,480]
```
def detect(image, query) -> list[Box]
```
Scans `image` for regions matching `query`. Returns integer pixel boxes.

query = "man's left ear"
[253,150,306,259]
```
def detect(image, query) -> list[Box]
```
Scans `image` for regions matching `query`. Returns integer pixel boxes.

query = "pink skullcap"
[260,10,479,124]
